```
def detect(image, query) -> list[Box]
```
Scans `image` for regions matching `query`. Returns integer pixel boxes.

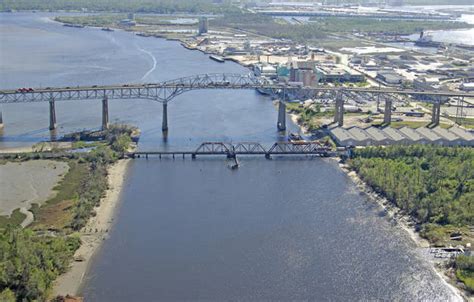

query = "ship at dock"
[101,27,114,32]
[415,30,442,48]
[63,23,85,28]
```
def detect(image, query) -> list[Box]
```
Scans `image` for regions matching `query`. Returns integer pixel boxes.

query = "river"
[0,13,462,301]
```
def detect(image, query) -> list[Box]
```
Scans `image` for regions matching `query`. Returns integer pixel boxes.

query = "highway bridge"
[1,73,472,132]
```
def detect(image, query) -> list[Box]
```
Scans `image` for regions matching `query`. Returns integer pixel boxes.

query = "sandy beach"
[0,160,69,227]
[52,159,130,297]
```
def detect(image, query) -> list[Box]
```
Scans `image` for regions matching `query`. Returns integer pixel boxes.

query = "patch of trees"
[350,145,473,227]
[455,254,474,293]
[211,12,327,42]
[0,227,80,301]
[1,0,239,14]
[307,17,472,34]
[350,145,474,291]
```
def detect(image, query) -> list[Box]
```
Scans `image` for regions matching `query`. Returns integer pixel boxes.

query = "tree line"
[349,145,474,292]
[0,0,238,14]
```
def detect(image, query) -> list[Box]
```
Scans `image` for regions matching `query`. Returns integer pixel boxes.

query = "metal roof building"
[365,127,392,145]
[448,126,474,146]
[381,127,410,144]
[431,127,465,146]
[329,127,356,147]
[415,127,445,145]
[347,127,374,146]
[398,127,431,144]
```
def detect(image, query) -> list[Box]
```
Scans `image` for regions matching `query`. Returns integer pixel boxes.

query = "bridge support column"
[49,99,56,131]
[384,98,392,125]
[162,102,168,132]
[334,91,344,127]
[431,101,441,126]
[102,98,109,130]
[277,100,286,131]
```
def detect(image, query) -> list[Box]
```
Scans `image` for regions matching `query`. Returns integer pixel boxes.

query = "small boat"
[209,55,225,63]
[101,27,114,32]
[288,132,303,142]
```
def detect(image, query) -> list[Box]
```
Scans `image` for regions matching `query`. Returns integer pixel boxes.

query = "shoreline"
[52,158,131,297]
[337,160,468,301]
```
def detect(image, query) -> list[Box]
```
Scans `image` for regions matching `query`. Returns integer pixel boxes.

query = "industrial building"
[315,65,365,83]
[432,127,465,146]
[415,127,444,145]
[329,126,474,147]
[330,127,356,146]
[198,17,209,35]
[365,126,392,145]
[448,126,474,146]
[376,71,404,85]
[398,127,431,144]
[347,127,374,146]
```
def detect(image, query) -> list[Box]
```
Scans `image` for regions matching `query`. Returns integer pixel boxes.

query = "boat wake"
[136,45,157,81]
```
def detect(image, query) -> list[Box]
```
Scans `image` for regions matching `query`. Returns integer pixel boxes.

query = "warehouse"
[448,126,474,146]
[329,127,356,146]
[347,127,374,146]
[415,127,445,145]
[381,127,410,145]
[398,127,431,144]
[431,127,465,146]
[365,126,392,145]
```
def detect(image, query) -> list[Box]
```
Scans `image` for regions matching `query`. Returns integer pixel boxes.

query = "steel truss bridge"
[1,73,473,131]
[128,141,333,159]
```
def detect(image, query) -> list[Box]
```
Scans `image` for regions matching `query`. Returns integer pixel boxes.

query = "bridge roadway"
[1,73,473,131]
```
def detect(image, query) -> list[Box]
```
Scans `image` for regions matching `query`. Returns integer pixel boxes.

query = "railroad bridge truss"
[1,73,472,132]
[129,141,333,159]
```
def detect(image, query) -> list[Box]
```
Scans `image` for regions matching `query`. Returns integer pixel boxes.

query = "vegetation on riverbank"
[307,17,473,35]
[210,12,472,42]
[348,145,474,292]
[1,0,240,14]
[0,124,137,301]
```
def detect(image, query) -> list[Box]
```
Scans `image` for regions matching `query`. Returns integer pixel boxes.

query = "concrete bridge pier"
[49,99,57,130]
[102,98,109,130]
[162,102,168,132]
[384,98,392,125]
[277,100,286,131]
[334,92,344,126]
[431,101,441,126]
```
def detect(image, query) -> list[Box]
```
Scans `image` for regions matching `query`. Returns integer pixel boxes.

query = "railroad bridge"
[1,73,472,132]
[128,141,333,159]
